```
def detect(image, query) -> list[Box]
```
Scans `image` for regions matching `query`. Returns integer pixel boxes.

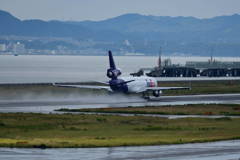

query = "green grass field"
[0,113,240,148]
[57,104,240,116]
[159,80,240,95]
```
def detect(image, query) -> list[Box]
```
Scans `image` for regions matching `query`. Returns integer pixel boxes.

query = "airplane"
[55,51,190,99]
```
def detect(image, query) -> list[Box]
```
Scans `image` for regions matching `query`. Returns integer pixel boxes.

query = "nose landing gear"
[142,91,150,100]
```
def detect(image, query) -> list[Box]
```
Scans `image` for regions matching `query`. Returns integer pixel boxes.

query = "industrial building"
[130,53,240,77]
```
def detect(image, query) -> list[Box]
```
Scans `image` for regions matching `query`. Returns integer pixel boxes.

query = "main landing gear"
[142,91,150,100]
[153,90,160,97]
[142,90,161,100]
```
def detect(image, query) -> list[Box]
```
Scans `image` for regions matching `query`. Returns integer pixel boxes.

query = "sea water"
[0,55,240,83]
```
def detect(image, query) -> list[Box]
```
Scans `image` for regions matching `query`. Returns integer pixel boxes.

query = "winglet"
[108,50,116,69]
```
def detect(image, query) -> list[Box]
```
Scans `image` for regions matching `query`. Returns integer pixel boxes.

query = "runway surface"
[1,140,240,160]
[0,93,240,113]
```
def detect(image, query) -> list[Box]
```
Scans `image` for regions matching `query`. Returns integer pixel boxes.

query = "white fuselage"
[121,76,158,93]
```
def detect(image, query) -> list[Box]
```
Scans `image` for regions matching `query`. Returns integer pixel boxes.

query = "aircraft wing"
[146,86,190,91]
[91,81,109,85]
[54,84,112,92]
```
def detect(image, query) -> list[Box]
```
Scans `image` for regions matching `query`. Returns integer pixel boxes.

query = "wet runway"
[0,140,240,160]
[0,93,240,113]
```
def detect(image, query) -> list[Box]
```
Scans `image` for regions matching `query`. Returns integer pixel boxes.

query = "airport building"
[12,42,25,54]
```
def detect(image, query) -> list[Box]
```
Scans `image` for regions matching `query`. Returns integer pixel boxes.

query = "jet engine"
[107,69,121,79]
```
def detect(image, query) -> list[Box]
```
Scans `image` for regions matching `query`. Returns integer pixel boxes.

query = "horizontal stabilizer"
[111,80,135,86]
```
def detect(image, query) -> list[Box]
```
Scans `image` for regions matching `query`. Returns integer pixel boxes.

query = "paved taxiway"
[0,140,240,160]
[0,93,240,113]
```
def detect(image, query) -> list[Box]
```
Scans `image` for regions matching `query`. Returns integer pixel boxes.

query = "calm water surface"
[1,55,240,83]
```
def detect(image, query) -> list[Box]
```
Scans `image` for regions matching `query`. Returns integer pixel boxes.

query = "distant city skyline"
[1,0,240,21]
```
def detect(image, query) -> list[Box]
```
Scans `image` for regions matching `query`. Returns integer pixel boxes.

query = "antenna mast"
[158,47,162,69]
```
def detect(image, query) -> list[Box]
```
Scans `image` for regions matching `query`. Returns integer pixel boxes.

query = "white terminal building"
[13,42,25,54]
[0,44,6,52]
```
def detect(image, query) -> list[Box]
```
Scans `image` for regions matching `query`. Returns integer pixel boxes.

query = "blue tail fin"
[109,50,116,69]
[107,51,121,79]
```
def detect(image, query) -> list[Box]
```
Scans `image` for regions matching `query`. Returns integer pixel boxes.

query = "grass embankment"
[0,113,240,148]
[57,104,240,116]
[159,80,240,95]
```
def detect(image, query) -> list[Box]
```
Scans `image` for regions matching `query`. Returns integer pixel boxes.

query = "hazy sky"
[1,0,240,21]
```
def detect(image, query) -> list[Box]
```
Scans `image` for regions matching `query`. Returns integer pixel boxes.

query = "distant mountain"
[0,10,126,41]
[0,10,240,56]
[0,10,95,39]
[76,13,240,43]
